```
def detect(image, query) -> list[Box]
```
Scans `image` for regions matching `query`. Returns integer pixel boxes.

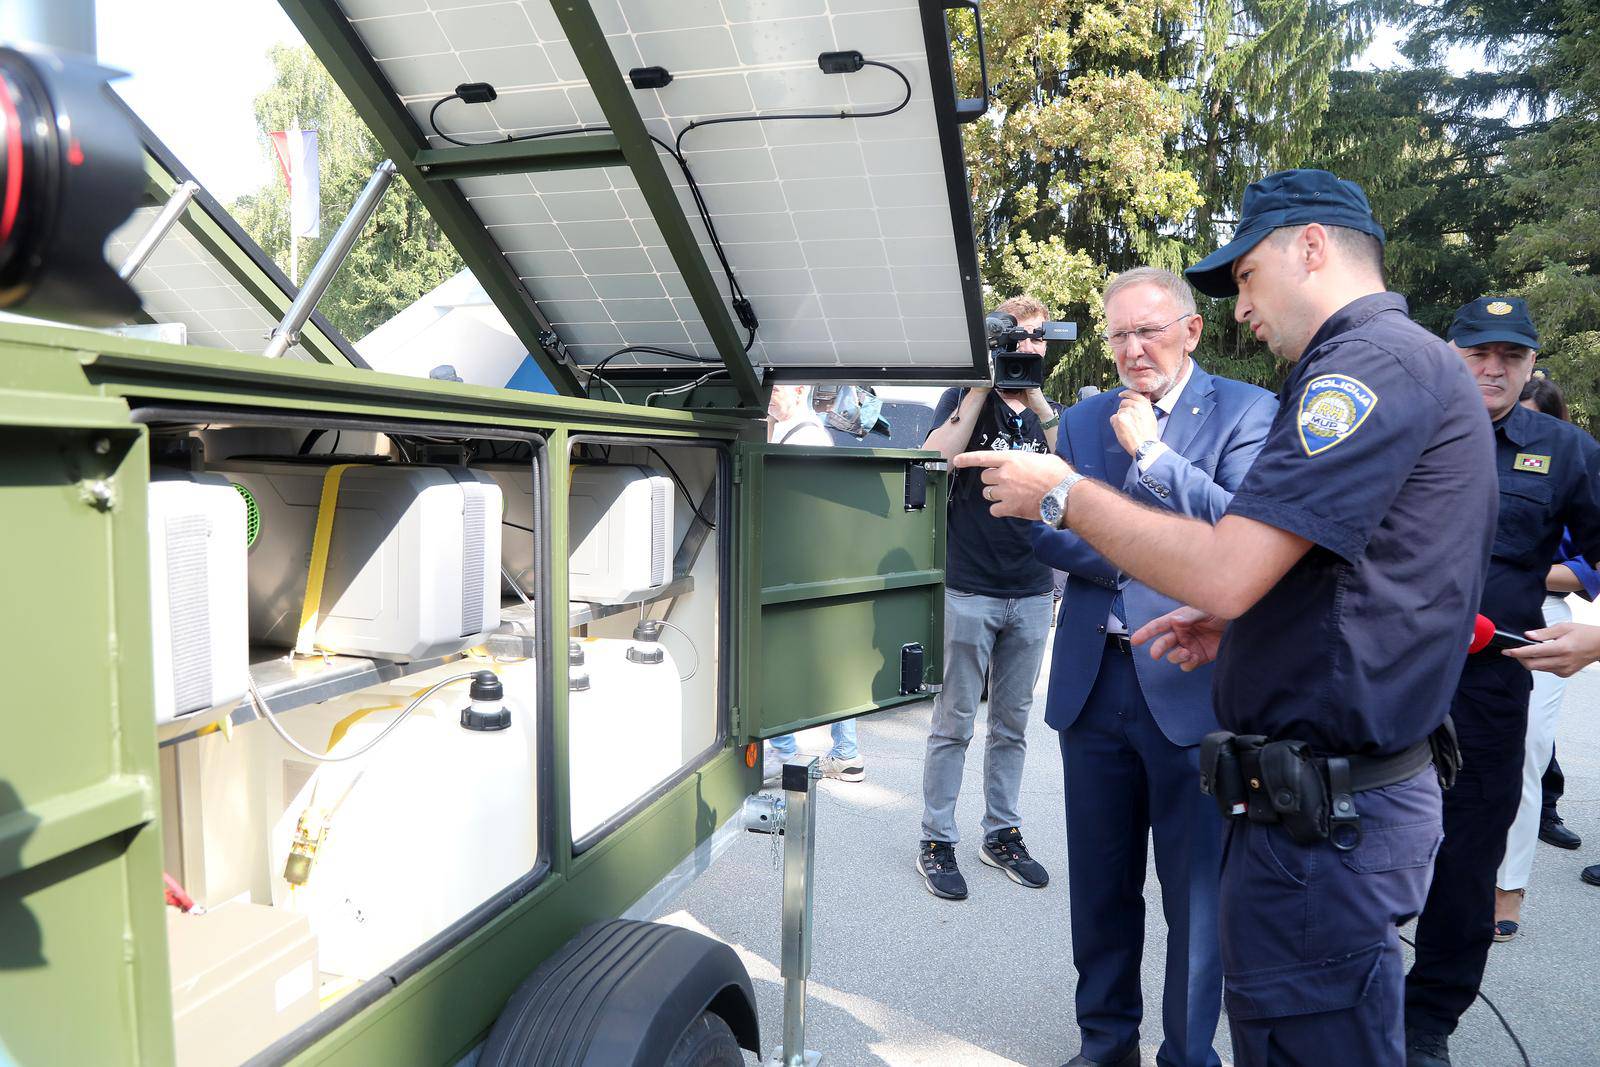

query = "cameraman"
[917,295,1061,899]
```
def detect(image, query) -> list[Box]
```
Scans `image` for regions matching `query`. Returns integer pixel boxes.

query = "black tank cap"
[632,619,663,642]
[569,639,585,665]
[627,645,665,665]
[469,670,503,701]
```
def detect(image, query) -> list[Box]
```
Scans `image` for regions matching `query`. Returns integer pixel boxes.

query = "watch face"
[1040,492,1062,525]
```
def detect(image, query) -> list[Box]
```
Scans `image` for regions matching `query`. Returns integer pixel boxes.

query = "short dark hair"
[1267,224,1385,283]
[1520,376,1568,422]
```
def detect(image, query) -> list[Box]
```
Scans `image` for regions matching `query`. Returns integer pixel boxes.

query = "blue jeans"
[769,717,858,760]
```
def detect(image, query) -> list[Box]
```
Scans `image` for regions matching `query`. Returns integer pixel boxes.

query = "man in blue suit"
[1036,267,1276,1067]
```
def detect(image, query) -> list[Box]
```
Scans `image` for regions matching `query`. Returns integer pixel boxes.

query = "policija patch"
[1298,374,1377,456]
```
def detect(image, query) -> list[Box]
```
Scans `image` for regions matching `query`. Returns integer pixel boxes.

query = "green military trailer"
[0,1,1000,1064]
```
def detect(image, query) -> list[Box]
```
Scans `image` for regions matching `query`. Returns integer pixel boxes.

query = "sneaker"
[918,840,968,900]
[818,754,865,782]
[762,752,788,785]
[980,827,1049,888]
[1405,1029,1451,1067]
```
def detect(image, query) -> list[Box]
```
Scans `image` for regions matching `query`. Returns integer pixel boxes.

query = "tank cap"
[632,619,663,643]
[570,670,591,692]
[469,670,503,702]
[569,639,585,665]
[627,645,665,665]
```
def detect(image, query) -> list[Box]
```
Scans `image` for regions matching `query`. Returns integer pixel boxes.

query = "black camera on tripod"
[985,311,1076,391]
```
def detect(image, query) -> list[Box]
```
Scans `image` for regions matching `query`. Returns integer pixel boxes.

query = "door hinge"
[923,460,949,473]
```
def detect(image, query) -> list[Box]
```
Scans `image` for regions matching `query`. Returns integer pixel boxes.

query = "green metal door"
[738,444,946,740]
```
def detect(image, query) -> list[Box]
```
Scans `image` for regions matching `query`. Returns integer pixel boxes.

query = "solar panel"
[107,207,318,361]
[329,0,986,381]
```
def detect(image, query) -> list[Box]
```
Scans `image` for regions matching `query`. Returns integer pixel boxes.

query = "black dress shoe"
[1540,817,1582,850]
[1062,1048,1139,1067]
[1582,863,1600,887]
[1406,1029,1451,1067]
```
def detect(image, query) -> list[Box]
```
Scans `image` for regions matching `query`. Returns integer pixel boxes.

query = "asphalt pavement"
[652,627,1600,1066]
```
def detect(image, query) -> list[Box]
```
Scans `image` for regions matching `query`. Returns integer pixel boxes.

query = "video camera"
[985,311,1076,391]
[0,44,143,325]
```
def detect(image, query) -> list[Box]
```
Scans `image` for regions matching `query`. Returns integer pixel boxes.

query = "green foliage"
[230,45,462,342]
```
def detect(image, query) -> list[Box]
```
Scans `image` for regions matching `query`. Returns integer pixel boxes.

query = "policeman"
[1403,298,1600,1066]
[954,169,1497,1066]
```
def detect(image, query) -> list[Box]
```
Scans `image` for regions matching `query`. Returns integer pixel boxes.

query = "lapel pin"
[1191,406,1199,415]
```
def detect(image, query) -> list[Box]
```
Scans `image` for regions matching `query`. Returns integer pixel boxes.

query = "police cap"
[1447,296,1541,355]
[1185,169,1386,299]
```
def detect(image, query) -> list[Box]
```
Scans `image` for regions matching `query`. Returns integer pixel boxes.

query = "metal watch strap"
[1045,470,1083,528]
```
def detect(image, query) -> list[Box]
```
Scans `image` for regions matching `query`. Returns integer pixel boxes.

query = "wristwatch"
[1039,470,1084,529]
[1134,439,1162,464]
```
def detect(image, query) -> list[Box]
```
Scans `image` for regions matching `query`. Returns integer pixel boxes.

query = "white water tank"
[212,460,501,661]
[148,470,250,723]
[268,661,537,980]
[568,631,682,841]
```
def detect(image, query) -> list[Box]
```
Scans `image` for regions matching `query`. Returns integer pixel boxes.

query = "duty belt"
[1199,724,1454,851]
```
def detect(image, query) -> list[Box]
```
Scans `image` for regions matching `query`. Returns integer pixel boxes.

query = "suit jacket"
[1034,363,1277,747]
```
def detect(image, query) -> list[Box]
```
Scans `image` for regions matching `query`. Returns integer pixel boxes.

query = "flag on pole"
[269,125,320,239]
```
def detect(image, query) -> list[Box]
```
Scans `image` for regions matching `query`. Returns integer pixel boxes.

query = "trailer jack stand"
[742,757,823,1067]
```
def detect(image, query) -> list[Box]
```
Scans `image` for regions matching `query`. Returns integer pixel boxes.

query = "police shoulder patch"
[1297,373,1378,456]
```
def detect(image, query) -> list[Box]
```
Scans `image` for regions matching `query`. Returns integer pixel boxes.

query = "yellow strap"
[294,463,364,656]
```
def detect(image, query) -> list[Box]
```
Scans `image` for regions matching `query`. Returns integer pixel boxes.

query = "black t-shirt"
[1214,293,1498,756]
[931,387,1058,598]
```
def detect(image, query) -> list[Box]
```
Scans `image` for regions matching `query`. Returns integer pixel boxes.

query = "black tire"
[663,1011,743,1067]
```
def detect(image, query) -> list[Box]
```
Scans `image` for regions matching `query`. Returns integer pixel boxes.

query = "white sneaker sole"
[915,856,967,900]
[979,844,1047,888]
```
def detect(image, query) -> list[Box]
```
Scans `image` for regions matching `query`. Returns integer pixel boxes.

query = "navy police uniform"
[1404,300,1600,1041]
[1185,172,1498,1065]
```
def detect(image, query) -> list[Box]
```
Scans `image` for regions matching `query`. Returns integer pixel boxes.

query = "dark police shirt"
[932,387,1057,598]
[1478,403,1600,638]
[1213,293,1497,756]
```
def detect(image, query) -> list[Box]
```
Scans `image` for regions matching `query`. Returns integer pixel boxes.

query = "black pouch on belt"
[1258,739,1330,844]
[1429,715,1462,790]
[1199,731,1251,819]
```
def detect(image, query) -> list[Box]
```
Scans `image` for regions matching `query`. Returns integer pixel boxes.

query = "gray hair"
[1102,266,1197,318]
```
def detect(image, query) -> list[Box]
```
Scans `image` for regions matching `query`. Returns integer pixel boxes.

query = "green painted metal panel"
[0,410,174,1067]
[739,445,946,739]
[414,135,627,180]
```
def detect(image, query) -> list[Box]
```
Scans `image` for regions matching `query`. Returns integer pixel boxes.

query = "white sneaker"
[818,754,865,783]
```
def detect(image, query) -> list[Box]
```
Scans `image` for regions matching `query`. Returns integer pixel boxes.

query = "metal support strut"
[263,159,397,359]
[117,180,199,281]
[743,757,823,1066]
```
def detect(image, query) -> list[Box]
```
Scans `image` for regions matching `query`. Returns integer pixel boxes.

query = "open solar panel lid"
[316,0,988,384]
[102,105,365,367]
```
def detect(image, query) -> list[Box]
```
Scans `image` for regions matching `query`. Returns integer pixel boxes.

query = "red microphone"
[1468,614,1539,653]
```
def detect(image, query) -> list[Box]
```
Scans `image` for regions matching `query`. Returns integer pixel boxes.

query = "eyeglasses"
[1102,313,1194,350]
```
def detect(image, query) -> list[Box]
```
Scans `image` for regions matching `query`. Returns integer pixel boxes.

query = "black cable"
[1397,932,1531,1067]
[645,446,716,530]
[502,518,535,535]
[583,345,721,402]
[672,59,912,156]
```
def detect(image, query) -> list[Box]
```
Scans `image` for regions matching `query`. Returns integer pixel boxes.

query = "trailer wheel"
[480,919,759,1067]
[664,1011,743,1066]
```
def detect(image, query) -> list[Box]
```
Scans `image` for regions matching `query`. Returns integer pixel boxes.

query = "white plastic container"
[212,460,502,661]
[475,461,538,597]
[148,470,250,724]
[267,660,537,979]
[567,465,674,603]
[568,635,682,840]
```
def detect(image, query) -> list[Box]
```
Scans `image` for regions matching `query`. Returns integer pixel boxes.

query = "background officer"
[1035,266,1274,1067]
[953,169,1497,1066]
[1403,298,1600,1066]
